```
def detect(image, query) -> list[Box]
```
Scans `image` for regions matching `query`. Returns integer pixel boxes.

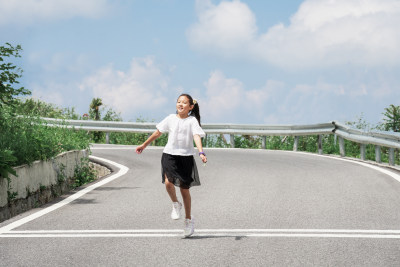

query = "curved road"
[1,144,400,266]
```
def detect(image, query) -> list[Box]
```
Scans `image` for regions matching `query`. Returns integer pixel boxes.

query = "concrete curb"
[0,150,87,222]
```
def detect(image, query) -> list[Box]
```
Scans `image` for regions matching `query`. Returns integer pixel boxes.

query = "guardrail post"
[360,144,366,160]
[262,136,266,149]
[389,148,395,166]
[106,132,110,144]
[339,137,345,157]
[230,134,235,148]
[375,146,381,163]
[318,135,323,155]
[293,136,299,151]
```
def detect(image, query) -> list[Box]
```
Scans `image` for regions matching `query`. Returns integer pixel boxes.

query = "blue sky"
[1,0,399,125]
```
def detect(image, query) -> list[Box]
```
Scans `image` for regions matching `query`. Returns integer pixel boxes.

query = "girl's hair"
[178,93,201,126]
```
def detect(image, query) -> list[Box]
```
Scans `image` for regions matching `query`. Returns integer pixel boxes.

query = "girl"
[135,94,207,237]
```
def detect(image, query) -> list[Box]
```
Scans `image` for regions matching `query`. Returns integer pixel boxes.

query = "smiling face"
[176,95,194,118]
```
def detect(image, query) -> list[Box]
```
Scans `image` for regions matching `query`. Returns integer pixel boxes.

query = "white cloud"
[293,82,347,95]
[31,52,91,74]
[197,70,397,124]
[0,0,110,26]
[79,57,169,117]
[202,70,244,117]
[30,83,66,106]
[187,0,257,58]
[187,0,400,69]
[246,80,285,107]
[200,70,284,122]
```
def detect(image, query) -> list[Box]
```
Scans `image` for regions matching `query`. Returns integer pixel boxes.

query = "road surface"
[1,144,400,266]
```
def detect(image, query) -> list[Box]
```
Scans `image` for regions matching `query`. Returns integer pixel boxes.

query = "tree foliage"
[382,104,400,132]
[0,43,31,180]
[15,98,80,119]
[0,43,31,106]
[90,98,103,120]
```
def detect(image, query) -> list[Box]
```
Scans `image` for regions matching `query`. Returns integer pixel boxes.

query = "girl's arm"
[136,130,162,154]
[194,134,207,163]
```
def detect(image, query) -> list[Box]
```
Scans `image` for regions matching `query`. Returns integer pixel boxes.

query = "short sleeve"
[191,118,205,138]
[156,115,171,133]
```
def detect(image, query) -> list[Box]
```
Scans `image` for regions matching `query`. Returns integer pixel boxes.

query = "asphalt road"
[1,144,400,266]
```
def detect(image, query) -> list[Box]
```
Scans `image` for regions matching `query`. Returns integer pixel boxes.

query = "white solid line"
[94,146,400,184]
[91,145,400,184]
[2,233,400,239]
[8,230,183,233]
[90,147,134,150]
[6,229,400,234]
[2,229,400,239]
[0,234,180,238]
[90,146,163,150]
[0,156,129,234]
[281,150,400,184]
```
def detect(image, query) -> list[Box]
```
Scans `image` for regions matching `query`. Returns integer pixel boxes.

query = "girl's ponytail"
[192,101,201,127]
[178,93,201,126]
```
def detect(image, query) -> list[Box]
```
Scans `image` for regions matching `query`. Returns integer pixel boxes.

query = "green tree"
[15,98,81,119]
[382,104,400,132]
[102,106,122,122]
[0,43,31,181]
[90,98,103,120]
[89,98,104,143]
[0,43,31,106]
[346,113,372,131]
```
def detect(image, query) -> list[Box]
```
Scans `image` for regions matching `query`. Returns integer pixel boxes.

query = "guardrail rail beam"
[39,117,399,167]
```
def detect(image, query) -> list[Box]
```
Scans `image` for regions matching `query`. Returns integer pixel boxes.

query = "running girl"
[135,94,207,237]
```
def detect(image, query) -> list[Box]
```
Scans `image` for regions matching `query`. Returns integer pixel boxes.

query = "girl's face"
[176,96,193,117]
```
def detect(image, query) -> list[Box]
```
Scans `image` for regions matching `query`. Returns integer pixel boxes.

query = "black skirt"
[161,153,201,189]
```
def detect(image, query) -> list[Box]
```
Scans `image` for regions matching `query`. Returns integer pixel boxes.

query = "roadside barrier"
[41,117,400,166]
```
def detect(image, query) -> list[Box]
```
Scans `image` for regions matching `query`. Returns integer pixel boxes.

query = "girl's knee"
[165,180,174,188]
[180,187,190,194]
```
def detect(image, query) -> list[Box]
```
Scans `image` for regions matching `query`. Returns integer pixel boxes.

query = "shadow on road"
[183,235,247,241]
[71,198,97,205]
[94,186,141,191]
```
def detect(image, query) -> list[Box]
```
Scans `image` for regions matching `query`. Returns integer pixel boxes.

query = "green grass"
[0,106,91,182]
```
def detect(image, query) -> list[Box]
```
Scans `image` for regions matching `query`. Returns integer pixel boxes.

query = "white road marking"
[91,147,135,150]
[291,151,400,184]
[6,229,400,234]
[92,145,400,183]
[91,145,400,182]
[0,156,129,234]
[2,229,400,239]
[90,146,163,150]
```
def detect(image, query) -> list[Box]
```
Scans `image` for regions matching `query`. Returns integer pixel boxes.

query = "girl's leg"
[165,175,178,202]
[180,188,191,220]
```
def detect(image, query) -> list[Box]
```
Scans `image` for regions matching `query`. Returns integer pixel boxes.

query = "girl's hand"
[136,144,146,154]
[200,154,207,163]
[136,130,161,155]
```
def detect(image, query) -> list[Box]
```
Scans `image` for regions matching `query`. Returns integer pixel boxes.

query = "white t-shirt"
[156,114,206,156]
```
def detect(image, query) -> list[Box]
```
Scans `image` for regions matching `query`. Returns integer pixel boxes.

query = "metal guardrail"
[42,118,157,133]
[41,117,399,166]
[43,118,335,135]
[333,122,400,148]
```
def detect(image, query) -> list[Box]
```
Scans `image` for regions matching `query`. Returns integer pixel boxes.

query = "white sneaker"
[171,202,182,220]
[184,217,194,237]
